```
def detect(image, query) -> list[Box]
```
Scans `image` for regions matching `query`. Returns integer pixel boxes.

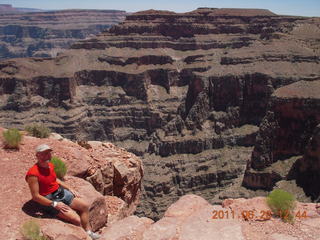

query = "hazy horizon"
[3,0,320,17]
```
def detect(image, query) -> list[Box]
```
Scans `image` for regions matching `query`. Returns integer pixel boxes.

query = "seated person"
[26,144,100,240]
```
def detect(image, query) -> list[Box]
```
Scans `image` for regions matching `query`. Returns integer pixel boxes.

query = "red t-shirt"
[25,162,59,196]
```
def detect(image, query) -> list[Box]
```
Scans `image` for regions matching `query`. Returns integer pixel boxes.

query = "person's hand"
[55,202,70,213]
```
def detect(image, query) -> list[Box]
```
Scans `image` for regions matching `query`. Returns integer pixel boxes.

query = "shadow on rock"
[22,200,55,219]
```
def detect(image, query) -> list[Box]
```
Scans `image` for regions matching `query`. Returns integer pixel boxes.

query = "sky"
[4,0,320,17]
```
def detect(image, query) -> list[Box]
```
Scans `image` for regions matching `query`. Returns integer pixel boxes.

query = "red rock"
[62,146,91,177]
[301,217,320,228]
[269,233,298,240]
[143,194,244,240]
[39,219,90,240]
[222,199,234,208]
[179,205,244,240]
[142,217,180,240]
[164,194,211,218]
[101,215,153,240]
[222,197,272,221]
[105,196,128,224]
[86,141,143,215]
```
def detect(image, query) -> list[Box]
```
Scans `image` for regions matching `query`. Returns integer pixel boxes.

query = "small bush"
[3,128,22,149]
[51,156,67,179]
[25,124,51,138]
[267,189,296,222]
[21,219,47,240]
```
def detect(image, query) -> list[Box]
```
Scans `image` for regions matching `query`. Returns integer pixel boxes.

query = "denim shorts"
[43,186,74,215]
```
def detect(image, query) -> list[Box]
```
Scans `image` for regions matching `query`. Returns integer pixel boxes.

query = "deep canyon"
[0,7,319,220]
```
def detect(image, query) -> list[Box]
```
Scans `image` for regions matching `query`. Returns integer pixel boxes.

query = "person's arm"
[27,176,70,212]
[27,175,53,206]
[56,178,70,190]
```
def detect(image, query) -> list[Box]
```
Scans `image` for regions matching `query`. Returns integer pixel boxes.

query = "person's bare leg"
[69,198,90,230]
[66,198,100,239]
[56,209,81,226]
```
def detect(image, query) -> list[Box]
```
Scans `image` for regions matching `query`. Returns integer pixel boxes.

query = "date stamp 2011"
[212,209,308,220]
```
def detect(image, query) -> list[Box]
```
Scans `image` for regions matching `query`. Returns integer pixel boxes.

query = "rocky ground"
[0,8,319,219]
[0,127,143,240]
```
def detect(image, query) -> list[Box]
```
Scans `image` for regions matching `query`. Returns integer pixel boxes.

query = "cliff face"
[0,9,127,59]
[0,4,44,13]
[287,124,320,201]
[243,81,320,199]
[0,8,319,219]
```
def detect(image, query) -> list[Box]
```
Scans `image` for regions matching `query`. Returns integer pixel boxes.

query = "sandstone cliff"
[243,80,320,201]
[0,9,127,59]
[0,8,319,219]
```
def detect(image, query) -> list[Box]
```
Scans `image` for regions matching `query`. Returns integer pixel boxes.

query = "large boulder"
[101,216,154,240]
[142,194,244,240]
[104,196,128,224]
[85,141,143,215]
[39,219,90,240]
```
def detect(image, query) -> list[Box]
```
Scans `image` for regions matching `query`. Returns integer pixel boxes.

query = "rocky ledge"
[0,8,319,219]
[94,195,320,240]
[0,127,142,240]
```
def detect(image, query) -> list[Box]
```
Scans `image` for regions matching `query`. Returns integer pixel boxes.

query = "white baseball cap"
[36,144,52,153]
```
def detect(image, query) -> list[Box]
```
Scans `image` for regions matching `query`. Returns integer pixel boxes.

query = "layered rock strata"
[0,4,43,13]
[0,9,126,59]
[243,81,320,199]
[288,124,320,201]
[0,8,319,219]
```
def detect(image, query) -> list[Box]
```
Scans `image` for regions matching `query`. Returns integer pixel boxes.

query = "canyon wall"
[0,9,127,59]
[243,81,320,201]
[0,8,319,219]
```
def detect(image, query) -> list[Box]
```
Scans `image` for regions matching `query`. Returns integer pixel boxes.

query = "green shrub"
[3,128,22,149]
[267,189,296,222]
[21,219,47,240]
[51,156,67,179]
[25,124,51,138]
